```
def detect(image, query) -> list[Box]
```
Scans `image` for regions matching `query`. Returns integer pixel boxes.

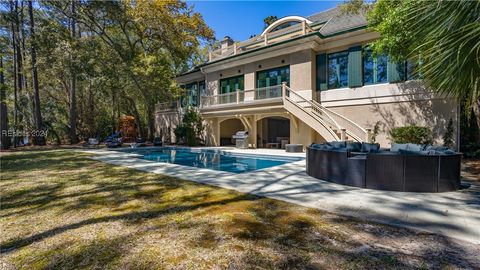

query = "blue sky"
[188,1,341,41]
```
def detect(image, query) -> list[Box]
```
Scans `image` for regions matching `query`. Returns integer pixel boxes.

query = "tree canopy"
[0,0,213,148]
[341,0,480,111]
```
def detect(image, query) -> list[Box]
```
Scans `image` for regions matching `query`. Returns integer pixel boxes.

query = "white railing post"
[340,128,347,141]
[208,51,212,62]
[264,34,268,45]
[302,20,306,35]
[366,128,372,143]
[234,42,237,55]
[282,82,287,98]
[236,90,240,104]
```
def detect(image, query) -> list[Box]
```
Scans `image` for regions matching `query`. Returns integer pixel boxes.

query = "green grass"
[0,150,476,269]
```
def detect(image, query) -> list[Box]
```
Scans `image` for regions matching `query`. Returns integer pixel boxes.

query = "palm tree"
[404,1,480,120]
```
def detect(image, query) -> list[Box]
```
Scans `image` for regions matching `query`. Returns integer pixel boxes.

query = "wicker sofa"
[306,142,462,192]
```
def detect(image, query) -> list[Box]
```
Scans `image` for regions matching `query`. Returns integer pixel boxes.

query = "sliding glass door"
[256,66,289,99]
[219,75,244,104]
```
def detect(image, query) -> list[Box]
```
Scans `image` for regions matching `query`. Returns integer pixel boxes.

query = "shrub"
[371,121,381,143]
[389,125,433,145]
[174,107,204,146]
[443,118,454,148]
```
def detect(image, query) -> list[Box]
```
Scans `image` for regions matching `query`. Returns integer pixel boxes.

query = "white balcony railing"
[208,21,317,62]
[200,85,283,108]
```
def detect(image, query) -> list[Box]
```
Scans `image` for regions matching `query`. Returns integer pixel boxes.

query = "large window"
[220,75,244,93]
[182,82,200,107]
[256,66,290,99]
[327,51,349,89]
[363,50,388,85]
[256,66,290,88]
[219,75,244,103]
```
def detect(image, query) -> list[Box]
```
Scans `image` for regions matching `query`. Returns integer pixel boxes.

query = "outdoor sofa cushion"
[347,142,362,152]
[361,142,380,153]
[391,143,409,152]
[398,149,430,155]
[327,141,347,149]
[406,143,423,151]
[391,143,426,152]
[310,143,326,149]
[425,145,450,151]
[399,148,457,156]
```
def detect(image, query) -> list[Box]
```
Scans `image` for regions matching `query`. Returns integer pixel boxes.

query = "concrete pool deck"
[81,147,480,245]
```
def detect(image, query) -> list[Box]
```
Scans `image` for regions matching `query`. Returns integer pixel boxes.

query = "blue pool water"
[123,147,301,174]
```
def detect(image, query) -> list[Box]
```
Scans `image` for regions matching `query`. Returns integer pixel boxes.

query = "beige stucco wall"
[327,100,458,147]
[205,49,314,97]
[220,119,244,138]
[320,81,459,148]
[155,111,182,143]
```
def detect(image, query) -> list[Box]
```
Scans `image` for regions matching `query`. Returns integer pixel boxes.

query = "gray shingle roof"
[307,6,367,36]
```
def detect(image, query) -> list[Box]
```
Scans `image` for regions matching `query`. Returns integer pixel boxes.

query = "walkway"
[82,147,480,245]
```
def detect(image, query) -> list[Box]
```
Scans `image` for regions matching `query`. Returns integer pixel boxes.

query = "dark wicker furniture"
[306,145,462,193]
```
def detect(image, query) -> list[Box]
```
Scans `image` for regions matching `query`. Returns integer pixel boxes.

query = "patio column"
[340,128,347,141]
[250,116,257,148]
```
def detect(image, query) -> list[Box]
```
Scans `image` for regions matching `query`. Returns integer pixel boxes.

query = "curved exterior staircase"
[282,83,368,142]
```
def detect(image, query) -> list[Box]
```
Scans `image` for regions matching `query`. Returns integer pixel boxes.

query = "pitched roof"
[307,6,367,36]
[177,6,368,77]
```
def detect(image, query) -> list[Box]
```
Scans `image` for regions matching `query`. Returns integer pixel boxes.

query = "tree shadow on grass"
[2,151,479,269]
[0,194,254,252]
[219,199,479,269]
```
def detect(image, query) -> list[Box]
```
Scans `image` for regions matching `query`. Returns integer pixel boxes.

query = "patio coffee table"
[266,143,280,148]
[286,144,303,152]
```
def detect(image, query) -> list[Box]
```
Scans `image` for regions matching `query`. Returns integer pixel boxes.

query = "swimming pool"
[122,147,302,174]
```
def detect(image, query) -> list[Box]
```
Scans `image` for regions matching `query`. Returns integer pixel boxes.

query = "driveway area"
[85,147,480,245]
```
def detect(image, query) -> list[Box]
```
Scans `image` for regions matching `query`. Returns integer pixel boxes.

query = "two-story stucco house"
[155,6,458,149]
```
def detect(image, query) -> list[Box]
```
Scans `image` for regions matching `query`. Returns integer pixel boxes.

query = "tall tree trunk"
[0,57,11,150]
[28,0,45,145]
[111,87,116,134]
[87,82,94,138]
[68,0,78,144]
[11,0,19,147]
[146,104,155,141]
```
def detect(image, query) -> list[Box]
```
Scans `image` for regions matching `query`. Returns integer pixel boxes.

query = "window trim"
[363,49,388,86]
[219,74,245,94]
[327,50,349,89]
[255,65,290,88]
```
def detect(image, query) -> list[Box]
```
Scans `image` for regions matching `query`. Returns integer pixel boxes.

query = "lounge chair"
[153,137,163,146]
[106,138,122,148]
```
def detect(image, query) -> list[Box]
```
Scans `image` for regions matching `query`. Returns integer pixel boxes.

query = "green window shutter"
[387,60,405,82]
[348,46,362,87]
[316,53,327,91]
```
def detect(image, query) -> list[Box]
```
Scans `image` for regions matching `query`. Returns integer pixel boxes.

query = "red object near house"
[119,115,136,142]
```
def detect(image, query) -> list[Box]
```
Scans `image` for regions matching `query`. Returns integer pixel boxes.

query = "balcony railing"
[200,85,283,108]
[208,21,317,62]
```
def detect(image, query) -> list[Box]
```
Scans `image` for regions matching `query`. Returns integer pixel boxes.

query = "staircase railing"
[283,85,341,140]
[312,100,367,142]
[282,83,366,142]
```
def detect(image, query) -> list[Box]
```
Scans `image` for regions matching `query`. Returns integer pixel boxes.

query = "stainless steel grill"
[232,131,249,149]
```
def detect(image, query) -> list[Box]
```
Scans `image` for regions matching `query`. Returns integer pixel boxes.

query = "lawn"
[1,150,478,269]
